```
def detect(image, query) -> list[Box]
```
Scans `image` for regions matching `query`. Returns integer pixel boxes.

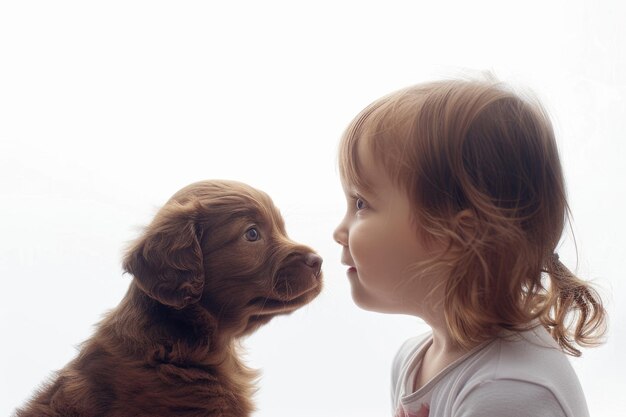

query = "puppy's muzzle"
[247,251,322,314]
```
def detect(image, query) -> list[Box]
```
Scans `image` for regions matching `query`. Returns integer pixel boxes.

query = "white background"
[1,1,625,416]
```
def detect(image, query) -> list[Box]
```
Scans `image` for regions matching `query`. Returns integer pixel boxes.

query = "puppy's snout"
[304,253,323,277]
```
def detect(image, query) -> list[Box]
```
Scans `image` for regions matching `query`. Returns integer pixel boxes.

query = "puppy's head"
[123,180,322,335]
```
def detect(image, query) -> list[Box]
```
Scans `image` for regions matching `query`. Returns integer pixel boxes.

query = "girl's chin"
[347,279,415,315]
[347,279,383,312]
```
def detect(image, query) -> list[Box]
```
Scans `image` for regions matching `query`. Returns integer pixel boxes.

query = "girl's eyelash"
[350,193,368,210]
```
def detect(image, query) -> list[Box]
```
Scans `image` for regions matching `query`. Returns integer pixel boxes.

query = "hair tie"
[548,253,561,270]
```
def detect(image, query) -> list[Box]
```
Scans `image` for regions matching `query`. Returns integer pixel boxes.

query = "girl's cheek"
[347,224,366,261]
[349,223,380,267]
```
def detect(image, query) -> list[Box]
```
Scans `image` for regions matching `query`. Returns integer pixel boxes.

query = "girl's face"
[334,140,444,315]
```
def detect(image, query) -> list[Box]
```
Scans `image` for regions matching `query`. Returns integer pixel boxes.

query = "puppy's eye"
[244,227,260,241]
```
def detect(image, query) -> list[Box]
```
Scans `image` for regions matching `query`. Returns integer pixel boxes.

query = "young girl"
[333,77,606,417]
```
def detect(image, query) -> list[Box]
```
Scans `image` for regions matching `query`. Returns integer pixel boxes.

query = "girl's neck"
[425,322,466,357]
[419,304,473,358]
[412,320,475,392]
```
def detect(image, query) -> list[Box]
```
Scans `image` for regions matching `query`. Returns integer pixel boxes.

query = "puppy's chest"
[120,361,256,416]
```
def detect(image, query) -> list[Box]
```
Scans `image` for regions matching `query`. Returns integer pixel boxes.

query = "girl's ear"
[122,204,205,309]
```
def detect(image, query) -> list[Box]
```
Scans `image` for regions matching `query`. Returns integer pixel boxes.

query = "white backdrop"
[1,1,624,416]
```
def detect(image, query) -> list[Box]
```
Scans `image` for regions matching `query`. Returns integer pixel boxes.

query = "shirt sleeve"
[454,379,568,417]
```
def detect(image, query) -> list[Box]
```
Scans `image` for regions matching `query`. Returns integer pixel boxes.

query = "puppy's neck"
[101,282,235,366]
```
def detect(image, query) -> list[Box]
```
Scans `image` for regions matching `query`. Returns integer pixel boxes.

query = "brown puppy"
[15,180,323,417]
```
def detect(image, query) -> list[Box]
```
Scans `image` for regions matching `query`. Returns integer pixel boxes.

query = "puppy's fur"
[16,180,323,417]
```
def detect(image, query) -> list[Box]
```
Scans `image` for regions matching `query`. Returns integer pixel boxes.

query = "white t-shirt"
[391,325,589,417]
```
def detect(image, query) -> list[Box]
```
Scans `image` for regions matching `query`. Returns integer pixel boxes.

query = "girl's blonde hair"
[339,77,606,356]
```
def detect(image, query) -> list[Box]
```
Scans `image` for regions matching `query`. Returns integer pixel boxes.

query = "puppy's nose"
[304,253,323,277]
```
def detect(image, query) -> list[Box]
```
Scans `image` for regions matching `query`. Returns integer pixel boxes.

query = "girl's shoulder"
[458,325,579,384]
[445,325,588,417]
[489,325,574,375]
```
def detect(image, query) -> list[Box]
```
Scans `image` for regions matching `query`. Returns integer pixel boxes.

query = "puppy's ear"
[123,203,204,309]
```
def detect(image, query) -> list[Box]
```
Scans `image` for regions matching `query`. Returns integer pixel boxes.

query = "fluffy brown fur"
[15,180,323,417]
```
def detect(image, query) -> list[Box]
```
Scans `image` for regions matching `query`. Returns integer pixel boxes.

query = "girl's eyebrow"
[352,184,378,200]
[341,174,378,200]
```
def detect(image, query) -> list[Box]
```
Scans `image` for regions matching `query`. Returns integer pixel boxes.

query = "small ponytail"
[541,253,607,356]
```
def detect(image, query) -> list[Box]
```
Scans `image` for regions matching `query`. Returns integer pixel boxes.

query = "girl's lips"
[347,266,356,273]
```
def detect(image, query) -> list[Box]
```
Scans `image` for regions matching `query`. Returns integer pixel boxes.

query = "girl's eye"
[355,197,367,210]
[244,227,260,241]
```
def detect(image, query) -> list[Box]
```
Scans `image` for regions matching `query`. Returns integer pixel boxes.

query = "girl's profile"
[334,77,606,417]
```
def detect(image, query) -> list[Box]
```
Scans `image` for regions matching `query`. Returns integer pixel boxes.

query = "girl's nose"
[333,220,348,246]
